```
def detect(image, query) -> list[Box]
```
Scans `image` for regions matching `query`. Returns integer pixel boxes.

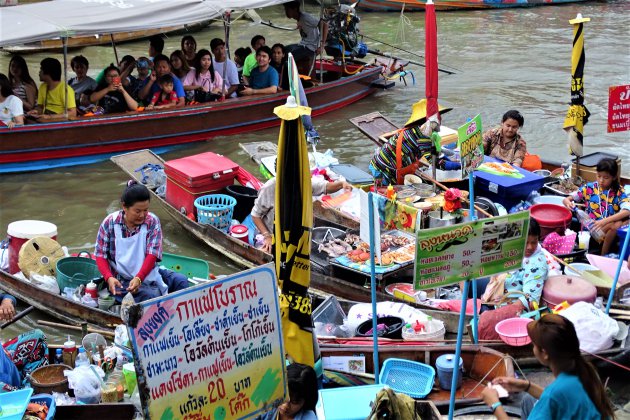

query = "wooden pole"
[0,306,34,329]
[37,320,115,338]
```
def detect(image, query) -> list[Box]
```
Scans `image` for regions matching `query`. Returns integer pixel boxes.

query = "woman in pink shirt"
[183,49,223,101]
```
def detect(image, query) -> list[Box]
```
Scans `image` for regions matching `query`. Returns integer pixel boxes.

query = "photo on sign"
[482,223,507,236]
[498,221,524,242]
[349,359,365,373]
[481,237,502,255]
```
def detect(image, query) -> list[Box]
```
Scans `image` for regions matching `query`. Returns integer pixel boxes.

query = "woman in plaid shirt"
[95,181,187,302]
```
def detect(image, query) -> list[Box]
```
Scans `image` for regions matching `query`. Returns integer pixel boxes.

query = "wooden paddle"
[0,306,34,330]
[37,320,115,338]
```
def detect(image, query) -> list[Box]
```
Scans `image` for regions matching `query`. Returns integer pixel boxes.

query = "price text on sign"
[414,211,530,290]
[457,114,484,179]
[129,264,286,420]
[608,84,630,133]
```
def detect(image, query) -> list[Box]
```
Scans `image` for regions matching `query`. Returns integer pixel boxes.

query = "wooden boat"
[0,62,383,174]
[0,269,122,329]
[356,0,593,12]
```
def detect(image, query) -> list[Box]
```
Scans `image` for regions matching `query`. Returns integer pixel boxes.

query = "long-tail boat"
[356,0,594,12]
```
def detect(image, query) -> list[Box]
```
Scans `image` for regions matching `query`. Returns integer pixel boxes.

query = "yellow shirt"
[37,82,76,115]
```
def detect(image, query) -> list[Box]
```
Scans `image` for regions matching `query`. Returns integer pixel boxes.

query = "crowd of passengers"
[0,1,328,129]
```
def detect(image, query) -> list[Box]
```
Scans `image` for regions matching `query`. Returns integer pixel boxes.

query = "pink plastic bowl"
[495,318,533,346]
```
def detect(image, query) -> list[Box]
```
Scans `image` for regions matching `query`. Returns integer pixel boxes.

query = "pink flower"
[444,188,462,201]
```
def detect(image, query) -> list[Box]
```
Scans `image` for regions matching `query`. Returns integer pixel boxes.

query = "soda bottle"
[75,347,90,367]
[575,209,604,243]
[54,349,63,364]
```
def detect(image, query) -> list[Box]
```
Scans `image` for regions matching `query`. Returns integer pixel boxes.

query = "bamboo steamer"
[18,236,65,278]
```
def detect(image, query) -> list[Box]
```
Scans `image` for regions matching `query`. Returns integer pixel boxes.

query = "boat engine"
[324,4,367,59]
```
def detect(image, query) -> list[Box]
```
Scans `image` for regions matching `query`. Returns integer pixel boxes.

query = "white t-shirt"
[213,58,239,98]
[0,95,24,125]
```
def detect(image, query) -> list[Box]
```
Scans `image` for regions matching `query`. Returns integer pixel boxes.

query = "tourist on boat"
[148,35,165,60]
[0,73,24,129]
[8,55,37,113]
[258,363,318,420]
[68,55,98,104]
[234,47,252,78]
[239,46,279,97]
[482,314,615,420]
[127,57,152,104]
[482,110,527,167]
[139,55,186,107]
[26,58,76,121]
[211,38,240,98]
[283,1,329,74]
[181,35,197,68]
[242,35,266,84]
[248,176,351,252]
[563,157,630,256]
[170,50,192,84]
[95,181,188,303]
[147,74,179,110]
[182,49,224,101]
[93,55,136,87]
[89,64,138,114]
[271,43,290,90]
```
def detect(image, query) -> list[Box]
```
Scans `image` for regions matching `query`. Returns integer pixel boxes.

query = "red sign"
[608,84,630,133]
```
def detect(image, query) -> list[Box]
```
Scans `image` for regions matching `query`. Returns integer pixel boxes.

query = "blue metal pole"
[606,227,630,313]
[448,280,470,420]
[468,172,478,343]
[368,192,380,382]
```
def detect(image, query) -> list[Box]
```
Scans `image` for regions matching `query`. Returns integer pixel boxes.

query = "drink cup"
[578,231,590,249]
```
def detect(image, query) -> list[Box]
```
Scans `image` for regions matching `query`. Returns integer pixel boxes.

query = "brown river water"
[0,1,629,342]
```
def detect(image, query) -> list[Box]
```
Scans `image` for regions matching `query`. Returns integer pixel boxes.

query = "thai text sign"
[414,211,530,290]
[129,264,286,420]
[608,84,630,133]
[457,114,484,178]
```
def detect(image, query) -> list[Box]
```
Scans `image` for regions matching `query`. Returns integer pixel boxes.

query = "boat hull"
[357,0,591,12]
[0,65,382,173]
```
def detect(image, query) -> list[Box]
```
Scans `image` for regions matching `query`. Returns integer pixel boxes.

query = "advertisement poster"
[457,114,484,178]
[414,212,530,290]
[608,84,630,133]
[129,264,286,420]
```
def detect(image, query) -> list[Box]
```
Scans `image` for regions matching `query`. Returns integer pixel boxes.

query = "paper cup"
[578,231,590,250]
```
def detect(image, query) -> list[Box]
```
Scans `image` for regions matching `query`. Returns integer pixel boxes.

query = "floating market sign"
[608,84,630,133]
[457,114,484,178]
[129,264,286,420]
[414,211,530,290]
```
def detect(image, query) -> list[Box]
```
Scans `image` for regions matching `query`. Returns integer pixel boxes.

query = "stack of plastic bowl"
[98,295,115,311]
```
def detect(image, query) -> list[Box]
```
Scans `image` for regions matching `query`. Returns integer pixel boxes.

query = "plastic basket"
[56,252,102,291]
[29,393,56,420]
[379,358,435,399]
[194,194,236,232]
[0,388,33,420]
[495,317,533,346]
[161,252,209,279]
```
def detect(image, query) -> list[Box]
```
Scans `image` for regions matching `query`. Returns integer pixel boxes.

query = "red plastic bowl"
[529,204,572,227]
[495,318,533,346]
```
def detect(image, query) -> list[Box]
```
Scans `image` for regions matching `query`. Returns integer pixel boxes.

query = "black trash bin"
[225,185,258,223]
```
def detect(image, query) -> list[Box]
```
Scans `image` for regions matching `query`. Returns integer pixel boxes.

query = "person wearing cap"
[482,110,528,167]
[481,314,614,419]
[210,38,240,98]
[127,57,153,103]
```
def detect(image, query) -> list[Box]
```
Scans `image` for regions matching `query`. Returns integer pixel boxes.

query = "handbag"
[193,89,221,103]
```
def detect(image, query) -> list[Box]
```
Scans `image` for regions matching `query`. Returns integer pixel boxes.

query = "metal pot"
[428,211,462,228]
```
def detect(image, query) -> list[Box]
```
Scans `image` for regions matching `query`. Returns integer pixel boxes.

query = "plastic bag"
[559,301,619,353]
[81,295,98,308]
[29,273,61,295]
[65,365,104,404]
[115,324,130,348]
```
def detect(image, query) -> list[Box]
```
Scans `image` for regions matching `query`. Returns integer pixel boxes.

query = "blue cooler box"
[474,157,545,209]
[317,384,385,420]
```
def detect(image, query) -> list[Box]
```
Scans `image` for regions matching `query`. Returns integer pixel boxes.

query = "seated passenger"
[239,46,279,96]
[139,54,185,107]
[148,35,165,61]
[94,55,135,87]
[181,35,197,68]
[234,47,251,81]
[8,55,38,113]
[182,49,223,101]
[270,43,290,91]
[482,110,527,167]
[0,73,24,129]
[89,64,138,114]
[69,55,97,105]
[127,57,152,104]
[211,38,240,98]
[147,74,178,110]
[242,35,266,85]
[170,50,192,84]
[95,181,188,303]
[26,57,76,121]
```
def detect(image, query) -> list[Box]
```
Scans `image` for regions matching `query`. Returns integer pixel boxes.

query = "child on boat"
[259,363,318,420]
[562,157,630,255]
[147,74,178,110]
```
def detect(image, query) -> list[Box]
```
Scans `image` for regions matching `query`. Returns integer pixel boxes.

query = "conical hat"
[18,236,65,278]
[404,99,452,127]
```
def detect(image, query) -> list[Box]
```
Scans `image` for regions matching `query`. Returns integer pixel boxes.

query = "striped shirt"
[11,82,27,104]
[94,211,162,272]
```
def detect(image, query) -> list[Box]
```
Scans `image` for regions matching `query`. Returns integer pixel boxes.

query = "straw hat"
[273,95,311,120]
[404,99,452,127]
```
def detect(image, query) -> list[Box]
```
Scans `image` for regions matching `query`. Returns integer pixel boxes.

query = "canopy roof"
[0,0,288,47]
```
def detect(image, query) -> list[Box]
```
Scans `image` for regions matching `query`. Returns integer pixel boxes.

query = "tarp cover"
[0,0,288,46]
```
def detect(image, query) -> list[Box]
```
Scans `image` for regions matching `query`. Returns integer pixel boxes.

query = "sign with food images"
[414,211,530,290]
[128,264,286,420]
[457,114,484,178]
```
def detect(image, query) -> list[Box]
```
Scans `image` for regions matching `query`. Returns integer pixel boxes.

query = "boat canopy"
[0,0,289,47]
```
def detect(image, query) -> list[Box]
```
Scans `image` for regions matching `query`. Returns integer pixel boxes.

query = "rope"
[463,354,530,399]
[394,4,412,45]
[583,350,630,372]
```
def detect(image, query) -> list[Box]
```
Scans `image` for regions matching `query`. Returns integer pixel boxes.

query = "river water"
[0,1,629,342]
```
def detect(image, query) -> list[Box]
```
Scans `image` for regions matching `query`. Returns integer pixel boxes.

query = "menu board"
[129,264,286,420]
[457,114,484,178]
[414,212,530,290]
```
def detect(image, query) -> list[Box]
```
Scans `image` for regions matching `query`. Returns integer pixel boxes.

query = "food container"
[435,354,463,390]
[542,275,597,307]
[29,364,71,394]
[529,204,572,239]
[7,220,57,274]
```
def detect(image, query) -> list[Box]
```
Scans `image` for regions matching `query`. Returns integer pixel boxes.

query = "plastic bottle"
[425,316,440,334]
[85,281,98,299]
[575,209,605,243]
[111,358,126,401]
[75,347,90,367]
[63,336,77,368]
[54,349,63,364]
[386,185,394,199]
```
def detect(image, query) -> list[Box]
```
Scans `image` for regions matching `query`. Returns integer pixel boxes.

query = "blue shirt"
[149,73,185,99]
[249,66,279,90]
[529,373,601,420]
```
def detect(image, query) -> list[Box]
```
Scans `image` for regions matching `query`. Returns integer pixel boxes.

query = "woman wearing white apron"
[95,181,188,303]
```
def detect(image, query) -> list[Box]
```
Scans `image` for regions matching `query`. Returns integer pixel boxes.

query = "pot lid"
[542,275,597,300]
[436,354,463,371]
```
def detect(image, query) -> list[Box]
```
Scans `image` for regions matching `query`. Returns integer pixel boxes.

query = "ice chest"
[474,157,545,209]
[317,384,385,420]
[572,152,621,183]
[165,152,239,216]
